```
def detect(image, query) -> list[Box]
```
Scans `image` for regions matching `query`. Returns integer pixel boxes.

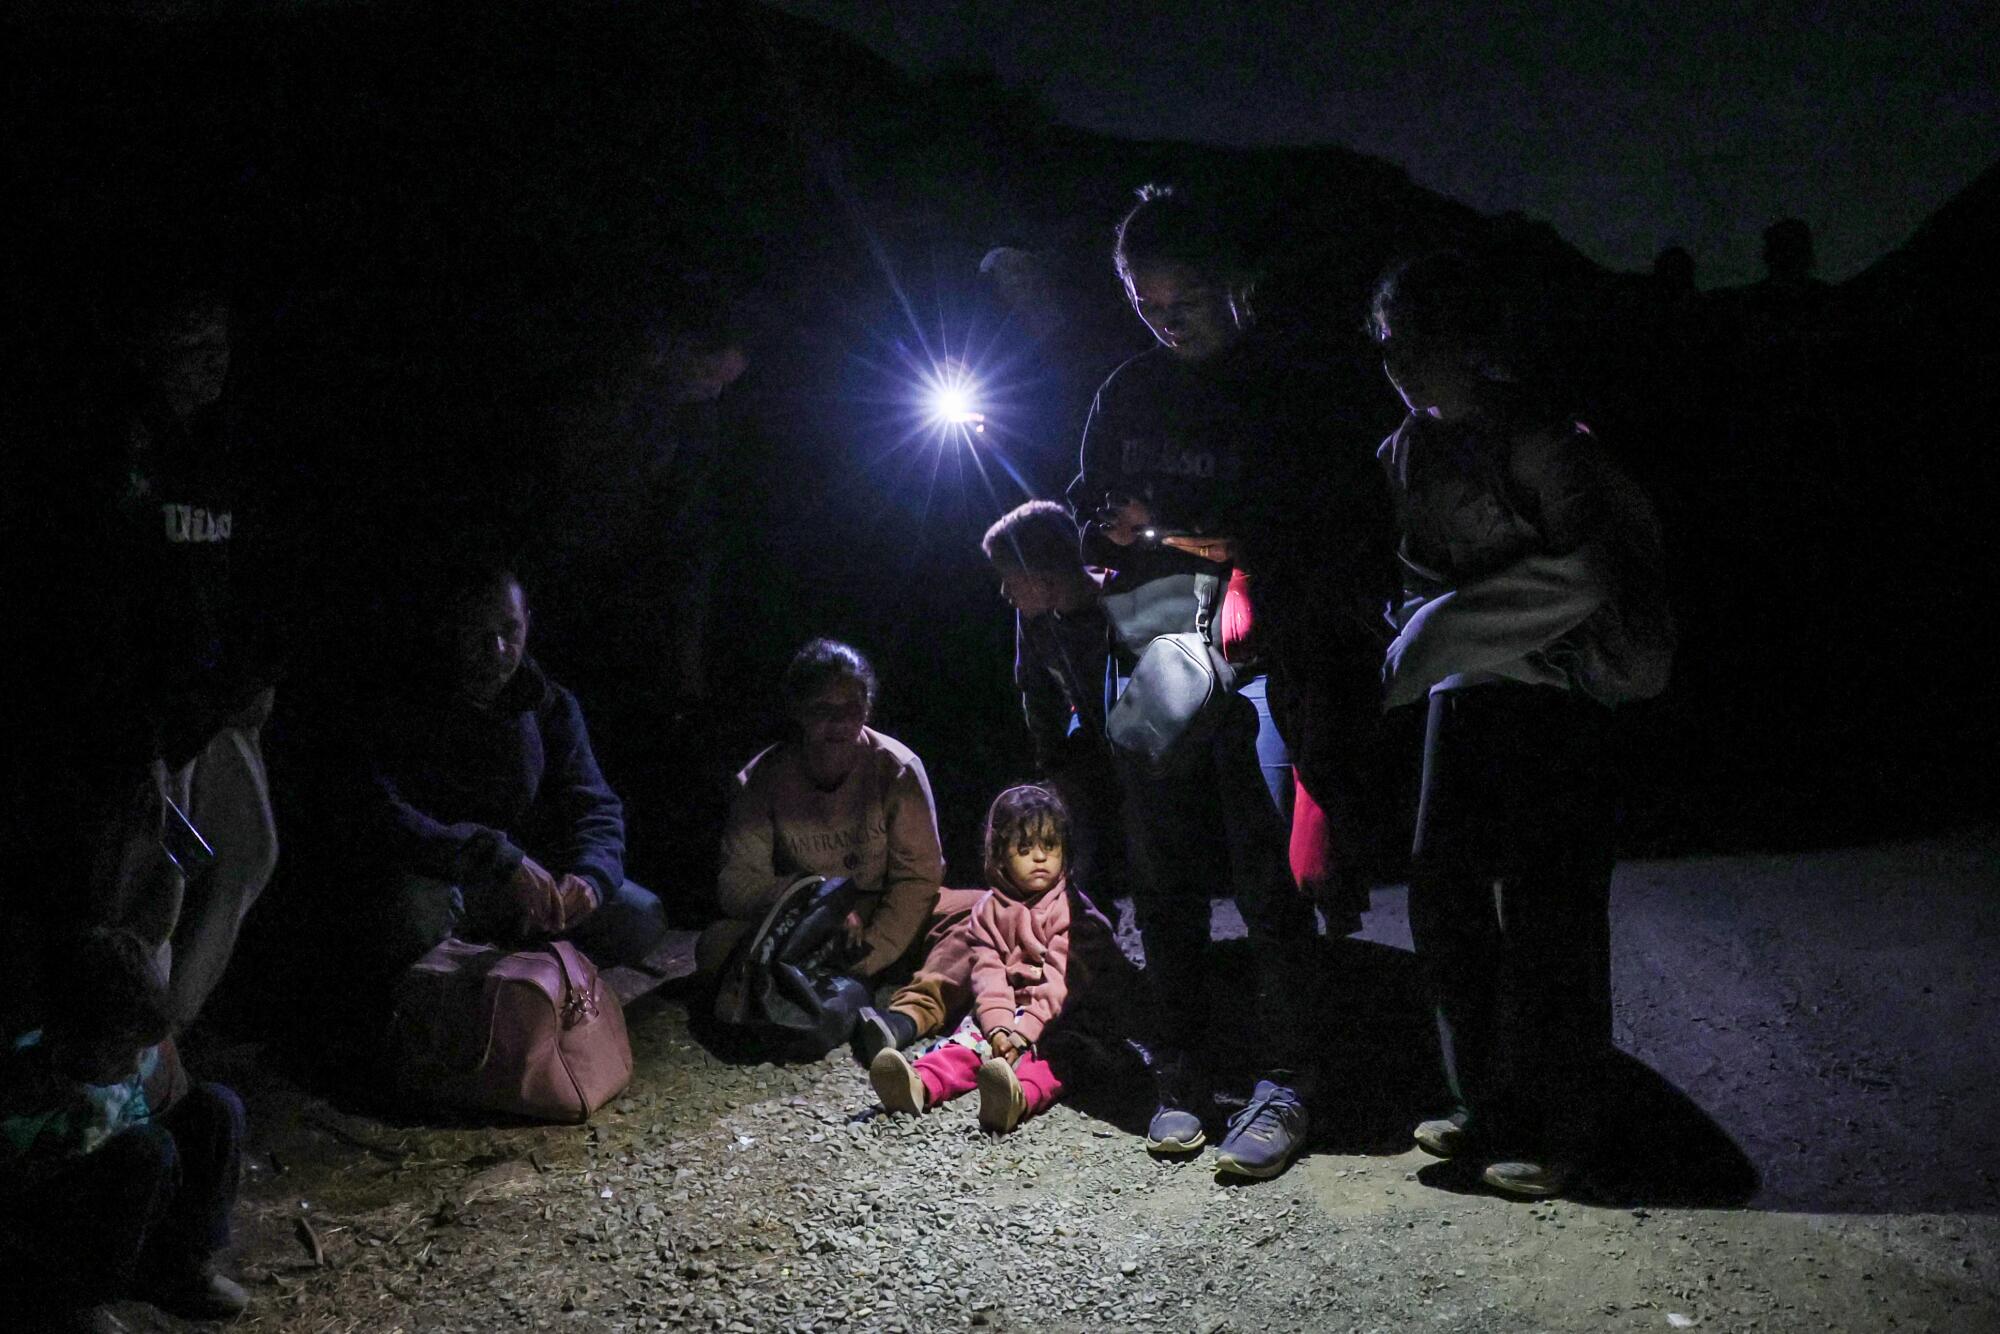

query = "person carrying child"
[868,785,1125,1133]
[1370,251,1673,1198]
[1,926,248,1331]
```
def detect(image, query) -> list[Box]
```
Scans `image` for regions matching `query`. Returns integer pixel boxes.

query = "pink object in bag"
[389,938,632,1123]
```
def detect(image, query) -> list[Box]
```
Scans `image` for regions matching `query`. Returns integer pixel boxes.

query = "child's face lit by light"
[1002,837,1063,895]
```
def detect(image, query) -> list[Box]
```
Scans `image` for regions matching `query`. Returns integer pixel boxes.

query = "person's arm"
[853,755,945,977]
[714,758,786,920]
[1015,617,1073,770]
[967,896,1019,1040]
[361,720,525,891]
[538,687,625,901]
[1381,551,1608,706]
[1068,384,1143,568]
[1512,427,1666,602]
[1010,910,1072,1045]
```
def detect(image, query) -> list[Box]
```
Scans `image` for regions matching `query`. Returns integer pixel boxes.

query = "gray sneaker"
[1214,1080,1309,1180]
[1413,1108,1473,1159]
[1481,1158,1572,1199]
[1144,1048,1207,1154]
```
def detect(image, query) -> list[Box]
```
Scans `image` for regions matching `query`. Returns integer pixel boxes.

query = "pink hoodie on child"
[967,876,1074,1044]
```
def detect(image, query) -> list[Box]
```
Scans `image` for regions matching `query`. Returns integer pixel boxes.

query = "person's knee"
[379,876,464,966]
[575,881,668,966]
[694,918,750,977]
[97,1123,179,1203]
[180,1081,247,1148]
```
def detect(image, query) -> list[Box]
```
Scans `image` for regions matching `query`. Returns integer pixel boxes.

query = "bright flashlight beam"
[929,374,987,431]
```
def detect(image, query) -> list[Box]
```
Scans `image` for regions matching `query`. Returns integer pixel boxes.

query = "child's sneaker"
[869,1047,927,1115]
[976,1057,1027,1133]
[851,1006,917,1066]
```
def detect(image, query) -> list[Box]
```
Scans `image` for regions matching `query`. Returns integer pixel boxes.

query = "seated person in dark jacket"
[360,568,667,973]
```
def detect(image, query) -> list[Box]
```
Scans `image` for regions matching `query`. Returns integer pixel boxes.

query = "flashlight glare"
[928,371,987,431]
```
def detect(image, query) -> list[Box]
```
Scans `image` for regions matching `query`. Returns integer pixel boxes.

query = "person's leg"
[1408,689,1511,1145]
[1211,694,1319,1091]
[903,1041,981,1107]
[6,1125,179,1314]
[1013,1050,1064,1117]
[1238,674,1294,816]
[877,885,988,1036]
[1117,752,1217,1148]
[139,1082,245,1288]
[376,875,468,974]
[1487,690,1616,1165]
[171,690,280,1026]
[1496,865,1613,1160]
[563,880,669,967]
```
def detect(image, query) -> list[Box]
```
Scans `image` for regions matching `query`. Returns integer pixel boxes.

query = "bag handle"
[546,941,601,1029]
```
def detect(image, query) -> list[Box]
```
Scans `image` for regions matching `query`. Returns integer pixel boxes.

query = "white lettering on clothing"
[161,504,233,544]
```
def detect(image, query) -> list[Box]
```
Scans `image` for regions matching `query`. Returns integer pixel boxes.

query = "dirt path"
[113,828,2000,1332]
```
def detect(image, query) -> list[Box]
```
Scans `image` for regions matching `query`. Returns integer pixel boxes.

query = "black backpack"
[711,875,871,1060]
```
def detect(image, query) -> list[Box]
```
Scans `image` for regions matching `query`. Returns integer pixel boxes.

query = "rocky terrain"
[87,827,2000,1333]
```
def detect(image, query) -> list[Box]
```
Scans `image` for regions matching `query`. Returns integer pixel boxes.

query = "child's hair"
[981,500,1083,576]
[982,784,1071,880]
[782,638,878,714]
[45,925,174,1055]
[1113,183,1253,291]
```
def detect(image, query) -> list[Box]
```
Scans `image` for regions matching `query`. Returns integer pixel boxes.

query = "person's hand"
[1096,496,1154,547]
[508,856,565,936]
[554,874,600,929]
[1161,534,1237,563]
[988,1029,1027,1064]
[840,909,867,951]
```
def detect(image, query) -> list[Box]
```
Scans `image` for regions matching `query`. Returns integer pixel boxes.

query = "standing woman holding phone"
[1065,184,1392,1179]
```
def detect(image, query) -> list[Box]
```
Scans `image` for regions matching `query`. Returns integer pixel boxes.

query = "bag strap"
[1192,569,1223,645]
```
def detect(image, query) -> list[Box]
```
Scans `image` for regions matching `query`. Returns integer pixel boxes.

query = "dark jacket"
[360,658,626,898]
[1015,601,1112,770]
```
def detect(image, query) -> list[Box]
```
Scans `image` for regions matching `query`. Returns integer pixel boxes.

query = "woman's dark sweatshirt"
[359,658,626,899]
[1064,336,1396,654]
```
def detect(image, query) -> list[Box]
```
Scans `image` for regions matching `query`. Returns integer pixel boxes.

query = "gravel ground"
[97,827,2000,1333]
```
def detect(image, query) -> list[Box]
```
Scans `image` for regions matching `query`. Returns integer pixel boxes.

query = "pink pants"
[914,1043,1063,1119]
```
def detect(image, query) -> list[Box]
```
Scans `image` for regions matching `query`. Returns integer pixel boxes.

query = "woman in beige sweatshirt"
[698,640,945,979]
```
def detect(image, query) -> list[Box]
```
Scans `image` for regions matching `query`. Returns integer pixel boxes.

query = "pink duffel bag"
[388,938,632,1122]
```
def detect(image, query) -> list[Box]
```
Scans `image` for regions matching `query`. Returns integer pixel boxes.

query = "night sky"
[768,0,2000,286]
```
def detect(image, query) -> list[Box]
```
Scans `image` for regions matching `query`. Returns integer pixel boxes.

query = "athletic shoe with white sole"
[1413,1108,1473,1159]
[1214,1080,1310,1180]
[1481,1158,1572,1198]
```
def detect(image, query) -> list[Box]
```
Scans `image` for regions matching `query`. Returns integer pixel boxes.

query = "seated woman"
[353,567,669,977]
[698,639,945,982]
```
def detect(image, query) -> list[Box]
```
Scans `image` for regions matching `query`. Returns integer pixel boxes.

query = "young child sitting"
[0,926,249,1328]
[849,503,1116,1066]
[868,785,1114,1133]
